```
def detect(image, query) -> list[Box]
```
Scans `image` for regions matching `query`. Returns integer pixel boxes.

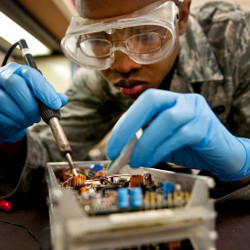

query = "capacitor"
[0,200,12,212]
[130,187,143,207]
[143,172,153,187]
[117,188,129,209]
[88,163,104,177]
[162,181,174,198]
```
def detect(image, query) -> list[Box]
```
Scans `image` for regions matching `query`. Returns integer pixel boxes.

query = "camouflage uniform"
[1,2,249,202]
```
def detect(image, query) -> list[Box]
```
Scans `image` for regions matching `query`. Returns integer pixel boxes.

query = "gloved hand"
[107,89,250,181]
[0,62,68,143]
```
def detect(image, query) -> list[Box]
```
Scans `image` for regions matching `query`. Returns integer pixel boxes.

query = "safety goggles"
[61,1,180,70]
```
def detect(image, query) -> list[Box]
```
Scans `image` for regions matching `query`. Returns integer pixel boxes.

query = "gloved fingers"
[17,65,67,109]
[132,116,206,167]
[0,62,20,75]
[162,131,246,177]
[0,63,67,110]
[0,73,41,123]
[163,113,246,176]
[131,94,196,165]
[130,94,209,167]
[0,113,25,128]
[107,89,177,159]
[58,93,68,107]
[0,88,36,127]
[135,103,228,169]
[163,148,211,171]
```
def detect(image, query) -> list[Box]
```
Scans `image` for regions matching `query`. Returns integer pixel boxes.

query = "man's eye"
[130,33,156,46]
[89,39,106,46]
[139,33,155,43]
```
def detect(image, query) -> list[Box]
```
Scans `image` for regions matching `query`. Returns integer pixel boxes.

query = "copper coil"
[73,175,86,189]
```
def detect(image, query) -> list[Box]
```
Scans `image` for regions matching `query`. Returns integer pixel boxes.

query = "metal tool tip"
[65,152,78,177]
[72,168,78,177]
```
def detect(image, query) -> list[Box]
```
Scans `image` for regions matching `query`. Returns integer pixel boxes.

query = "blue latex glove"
[0,62,68,143]
[107,89,250,181]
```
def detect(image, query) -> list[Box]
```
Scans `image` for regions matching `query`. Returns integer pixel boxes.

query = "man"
[0,0,249,203]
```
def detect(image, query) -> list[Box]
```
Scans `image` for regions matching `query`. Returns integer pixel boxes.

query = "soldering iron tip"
[72,168,78,177]
[65,152,78,177]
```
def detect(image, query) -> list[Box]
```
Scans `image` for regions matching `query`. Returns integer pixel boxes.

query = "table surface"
[0,200,249,250]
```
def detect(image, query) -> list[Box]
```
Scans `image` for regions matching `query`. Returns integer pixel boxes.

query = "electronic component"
[46,161,217,250]
[59,164,190,215]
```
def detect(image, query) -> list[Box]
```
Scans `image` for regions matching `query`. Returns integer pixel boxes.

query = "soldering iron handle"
[18,39,61,124]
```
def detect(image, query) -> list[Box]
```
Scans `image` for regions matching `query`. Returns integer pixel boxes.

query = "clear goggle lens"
[78,25,173,57]
[79,26,172,58]
[61,1,179,70]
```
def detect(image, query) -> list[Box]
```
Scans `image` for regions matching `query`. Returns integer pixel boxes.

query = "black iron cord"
[0,219,43,250]
[1,41,20,66]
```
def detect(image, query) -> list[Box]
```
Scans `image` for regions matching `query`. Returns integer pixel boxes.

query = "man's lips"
[115,80,146,97]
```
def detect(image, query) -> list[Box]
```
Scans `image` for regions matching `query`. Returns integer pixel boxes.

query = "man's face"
[77,0,190,99]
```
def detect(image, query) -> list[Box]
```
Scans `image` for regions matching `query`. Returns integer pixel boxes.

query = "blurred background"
[0,0,249,93]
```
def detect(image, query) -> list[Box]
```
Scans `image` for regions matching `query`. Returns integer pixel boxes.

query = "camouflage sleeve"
[227,11,250,137]
[194,2,250,137]
[186,3,250,200]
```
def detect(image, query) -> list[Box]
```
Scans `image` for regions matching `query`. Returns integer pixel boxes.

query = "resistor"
[173,184,182,207]
[156,193,163,208]
[167,193,173,208]
[144,191,150,210]
[180,191,185,207]
[185,191,190,204]
[150,192,156,209]
[175,184,181,193]
[173,191,179,207]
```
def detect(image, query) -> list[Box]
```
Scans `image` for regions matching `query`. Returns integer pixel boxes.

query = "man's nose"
[109,50,141,73]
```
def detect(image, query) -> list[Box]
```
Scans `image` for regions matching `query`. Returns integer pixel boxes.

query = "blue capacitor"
[162,181,174,198]
[117,188,129,209]
[130,187,143,207]
[89,163,103,172]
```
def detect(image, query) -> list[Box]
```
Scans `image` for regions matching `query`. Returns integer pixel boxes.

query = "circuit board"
[47,161,216,250]
[56,163,191,216]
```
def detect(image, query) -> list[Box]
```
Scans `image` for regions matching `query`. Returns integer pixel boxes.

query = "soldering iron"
[18,39,77,177]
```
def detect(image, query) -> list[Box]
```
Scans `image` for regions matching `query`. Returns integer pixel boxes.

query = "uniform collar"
[177,14,223,83]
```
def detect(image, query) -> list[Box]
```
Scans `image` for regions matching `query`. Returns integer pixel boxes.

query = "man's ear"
[178,0,191,35]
